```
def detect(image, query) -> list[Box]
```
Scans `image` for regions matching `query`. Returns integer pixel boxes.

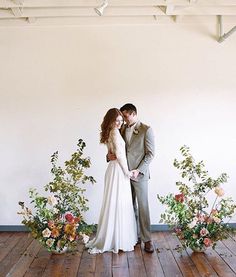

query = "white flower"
[46,238,55,247]
[188,218,197,229]
[81,233,90,244]
[42,228,51,238]
[53,208,59,214]
[47,195,58,206]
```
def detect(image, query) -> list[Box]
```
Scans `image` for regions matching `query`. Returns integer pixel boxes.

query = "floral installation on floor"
[158,145,236,252]
[18,139,96,253]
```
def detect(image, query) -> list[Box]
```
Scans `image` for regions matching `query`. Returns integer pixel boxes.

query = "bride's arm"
[111,129,131,178]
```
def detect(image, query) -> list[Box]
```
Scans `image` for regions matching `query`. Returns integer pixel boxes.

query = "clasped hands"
[107,153,140,180]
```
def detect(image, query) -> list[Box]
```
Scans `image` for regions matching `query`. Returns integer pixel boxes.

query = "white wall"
[0,22,236,225]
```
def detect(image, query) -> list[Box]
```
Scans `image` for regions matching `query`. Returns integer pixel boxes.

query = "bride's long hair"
[100,108,123,144]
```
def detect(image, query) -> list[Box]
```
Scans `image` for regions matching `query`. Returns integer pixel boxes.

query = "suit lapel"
[129,121,141,146]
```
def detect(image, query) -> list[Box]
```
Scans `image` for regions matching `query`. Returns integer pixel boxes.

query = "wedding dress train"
[86,128,137,254]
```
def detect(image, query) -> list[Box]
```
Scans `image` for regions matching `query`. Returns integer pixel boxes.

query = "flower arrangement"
[133,128,139,135]
[18,139,96,253]
[158,145,236,252]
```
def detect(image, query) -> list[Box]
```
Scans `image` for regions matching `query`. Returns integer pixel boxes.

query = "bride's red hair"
[100,108,123,144]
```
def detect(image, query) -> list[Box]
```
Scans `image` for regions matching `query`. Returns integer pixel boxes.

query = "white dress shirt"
[125,122,137,145]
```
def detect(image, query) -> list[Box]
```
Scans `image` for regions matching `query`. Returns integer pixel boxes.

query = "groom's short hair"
[120,103,137,115]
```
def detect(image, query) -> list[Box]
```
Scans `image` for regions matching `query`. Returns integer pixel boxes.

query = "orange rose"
[74,216,81,223]
[51,228,60,238]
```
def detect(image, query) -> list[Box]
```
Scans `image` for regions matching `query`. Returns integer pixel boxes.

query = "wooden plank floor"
[0,232,236,277]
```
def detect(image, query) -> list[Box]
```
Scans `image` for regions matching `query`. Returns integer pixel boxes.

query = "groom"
[120,103,155,253]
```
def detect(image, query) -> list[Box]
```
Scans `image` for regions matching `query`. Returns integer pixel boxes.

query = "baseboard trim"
[1,224,236,232]
[0,225,29,231]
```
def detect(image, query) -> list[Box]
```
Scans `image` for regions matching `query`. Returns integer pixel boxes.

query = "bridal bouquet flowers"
[18,139,96,253]
[158,146,236,252]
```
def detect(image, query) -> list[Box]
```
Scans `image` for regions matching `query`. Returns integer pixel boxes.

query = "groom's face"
[122,110,136,126]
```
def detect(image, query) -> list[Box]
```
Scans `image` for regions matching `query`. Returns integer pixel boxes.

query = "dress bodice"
[107,128,130,177]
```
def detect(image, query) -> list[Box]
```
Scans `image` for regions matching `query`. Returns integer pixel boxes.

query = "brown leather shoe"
[144,241,154,253]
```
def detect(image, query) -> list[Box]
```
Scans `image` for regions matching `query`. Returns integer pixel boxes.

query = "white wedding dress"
[86,128,137,254]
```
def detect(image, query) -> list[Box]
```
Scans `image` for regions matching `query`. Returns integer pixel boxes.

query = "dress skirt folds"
[86,128,137,254]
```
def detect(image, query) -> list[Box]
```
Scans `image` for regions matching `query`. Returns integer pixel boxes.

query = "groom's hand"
[107,152,117,161]
[132,169,140,179]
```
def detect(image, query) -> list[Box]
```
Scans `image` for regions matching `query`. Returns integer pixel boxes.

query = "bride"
[86,108,137,254]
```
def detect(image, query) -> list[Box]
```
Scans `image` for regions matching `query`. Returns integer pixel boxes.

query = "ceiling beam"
[0,7,167,18]
[11,6,22,16]
[1,0,236,8]
[12,0,24,4]
[166,5,175,15]
[1,5,236,19]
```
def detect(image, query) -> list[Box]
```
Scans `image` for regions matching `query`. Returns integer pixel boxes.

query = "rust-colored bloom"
[51,228,60,238]
[74,216,81,223]
[175,193,184,203]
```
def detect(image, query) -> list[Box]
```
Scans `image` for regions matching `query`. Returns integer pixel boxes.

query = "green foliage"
[157,145,236,251]
[18,139,96,253]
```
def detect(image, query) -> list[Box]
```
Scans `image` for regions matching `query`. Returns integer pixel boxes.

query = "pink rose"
[200,228,209,237]
[197,213,206,223]
[203,237,212,247]
[48,220,55,229]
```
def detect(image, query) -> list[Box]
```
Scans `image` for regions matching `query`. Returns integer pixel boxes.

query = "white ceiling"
[0,0,236,39]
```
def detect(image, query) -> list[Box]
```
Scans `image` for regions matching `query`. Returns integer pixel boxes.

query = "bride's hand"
[130,169,140,180]
[129,170,135,179]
